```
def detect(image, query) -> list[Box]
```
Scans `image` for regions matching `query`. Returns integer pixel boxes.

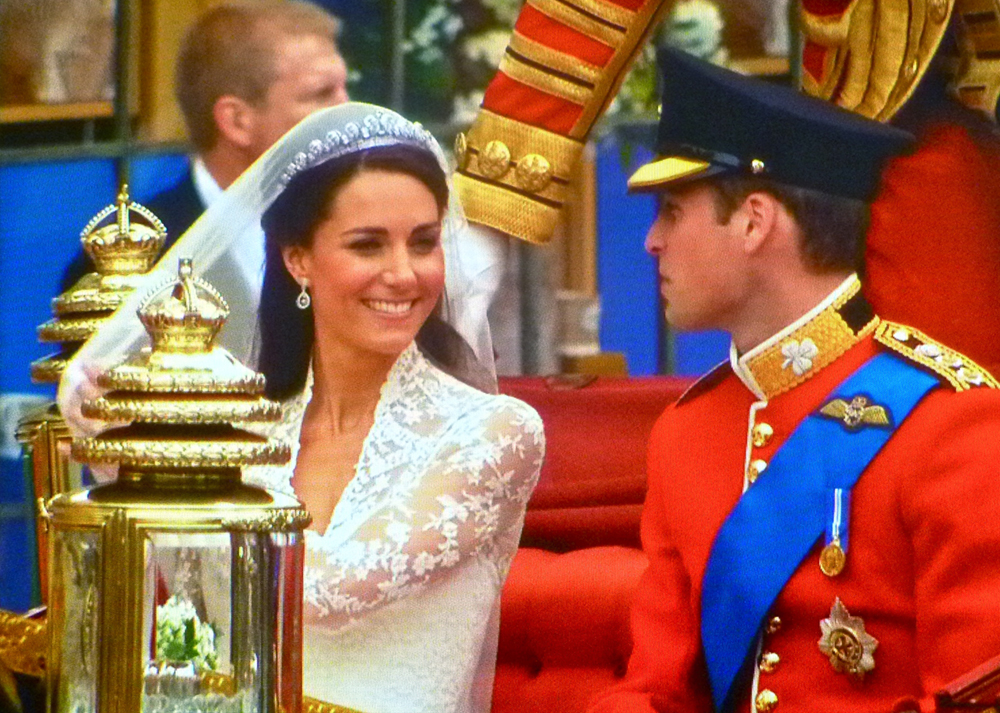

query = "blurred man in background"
[60,0,349,290]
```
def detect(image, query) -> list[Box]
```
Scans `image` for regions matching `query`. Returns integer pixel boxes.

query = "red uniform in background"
[866,119,1000,377]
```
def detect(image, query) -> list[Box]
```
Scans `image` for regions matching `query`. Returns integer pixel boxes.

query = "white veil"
[59,103,504,433]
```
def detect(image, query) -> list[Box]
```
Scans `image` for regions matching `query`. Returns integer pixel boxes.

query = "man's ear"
[281,244,310,284]
[213,95,256,149]
[739,191,780,256]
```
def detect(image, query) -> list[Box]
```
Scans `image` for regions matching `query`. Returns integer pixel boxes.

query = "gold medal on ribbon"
[820,540,846,577]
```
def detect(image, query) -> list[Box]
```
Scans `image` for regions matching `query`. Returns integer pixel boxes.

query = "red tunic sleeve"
[587,408,714,713]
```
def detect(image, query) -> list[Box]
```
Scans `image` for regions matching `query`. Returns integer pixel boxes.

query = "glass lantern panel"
[49,527,101,713]
[140,528,304,713]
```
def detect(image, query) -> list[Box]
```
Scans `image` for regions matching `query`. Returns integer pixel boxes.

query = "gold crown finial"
[80,186,167,276]
[116,184,131,236]
[32,188,171,384]
[139,259,230,354]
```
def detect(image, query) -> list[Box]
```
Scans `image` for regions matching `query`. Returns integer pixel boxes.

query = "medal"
[819,540,846,576]
[820,488,850,577]
[818,598,878,679]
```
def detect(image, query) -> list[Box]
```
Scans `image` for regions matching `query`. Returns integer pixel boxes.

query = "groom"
[584,48,1000,713]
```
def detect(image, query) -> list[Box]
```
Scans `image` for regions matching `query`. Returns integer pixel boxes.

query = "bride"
[59,103,544,713]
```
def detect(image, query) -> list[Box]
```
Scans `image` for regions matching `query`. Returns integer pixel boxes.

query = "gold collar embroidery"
[732,275,879,400]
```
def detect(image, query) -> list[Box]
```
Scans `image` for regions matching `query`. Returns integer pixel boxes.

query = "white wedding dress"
[244,342,544,713]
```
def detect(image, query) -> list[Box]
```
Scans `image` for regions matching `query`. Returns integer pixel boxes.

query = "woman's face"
[282,168,445,360]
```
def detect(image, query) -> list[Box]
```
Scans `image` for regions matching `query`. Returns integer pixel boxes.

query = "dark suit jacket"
[59,169,205,292]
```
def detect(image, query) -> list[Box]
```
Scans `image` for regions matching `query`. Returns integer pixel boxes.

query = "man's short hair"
[175,0,341,152]
[709,175,870,275]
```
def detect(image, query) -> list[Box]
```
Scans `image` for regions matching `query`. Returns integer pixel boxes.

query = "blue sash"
[700,353,938,712]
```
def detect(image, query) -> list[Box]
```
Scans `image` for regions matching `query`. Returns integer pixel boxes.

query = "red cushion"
[498,376,689,550]
[493,546,649,713]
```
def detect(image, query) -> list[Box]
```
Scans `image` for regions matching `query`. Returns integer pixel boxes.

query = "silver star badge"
[818,598,878,679]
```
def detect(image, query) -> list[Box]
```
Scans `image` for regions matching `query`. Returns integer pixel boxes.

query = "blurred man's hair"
[175,0,341,152]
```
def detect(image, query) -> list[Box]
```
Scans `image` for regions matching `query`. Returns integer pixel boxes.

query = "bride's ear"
[281,244,310,283]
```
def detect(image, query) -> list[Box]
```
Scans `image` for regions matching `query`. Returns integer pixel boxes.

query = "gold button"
[514,153,553,192]
[755,689,778,712]
[760,651,780,673]
[479,140,512,179]
[752,423,774,448]
[748,459,768,483]
[767,616,782,634]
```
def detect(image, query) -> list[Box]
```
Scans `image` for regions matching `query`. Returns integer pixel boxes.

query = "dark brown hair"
[709,175,870,274]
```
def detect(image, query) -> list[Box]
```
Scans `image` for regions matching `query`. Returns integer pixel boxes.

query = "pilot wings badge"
[819,395,892,431]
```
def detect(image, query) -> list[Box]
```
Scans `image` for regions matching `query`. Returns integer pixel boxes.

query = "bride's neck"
[308,338,399,433]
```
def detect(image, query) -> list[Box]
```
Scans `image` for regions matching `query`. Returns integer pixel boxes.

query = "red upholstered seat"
[494,376,691,712]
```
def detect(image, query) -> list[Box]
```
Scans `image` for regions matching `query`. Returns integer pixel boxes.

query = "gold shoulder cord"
[875,320,1000,390]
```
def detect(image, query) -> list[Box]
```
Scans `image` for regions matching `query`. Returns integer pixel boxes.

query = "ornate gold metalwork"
[819,598,878,678]
[221,508,313,533]
[31,185,167,383]
[43,259,308,713]
[819,396,892,429]
[83,396,281,424]
[73,258,293,470]
[875,320,1000,390]
[0,609,46,677]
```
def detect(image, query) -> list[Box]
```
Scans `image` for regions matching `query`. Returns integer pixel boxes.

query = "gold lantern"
[44,258,310,713]
[18,187,168,603]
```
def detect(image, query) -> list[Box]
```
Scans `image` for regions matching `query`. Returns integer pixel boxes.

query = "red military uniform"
[589,275,1000,713]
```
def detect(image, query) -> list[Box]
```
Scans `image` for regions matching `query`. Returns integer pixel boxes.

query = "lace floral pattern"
[244,342,544,627]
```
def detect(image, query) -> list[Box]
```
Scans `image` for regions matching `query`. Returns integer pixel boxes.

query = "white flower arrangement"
[155,594,219,671]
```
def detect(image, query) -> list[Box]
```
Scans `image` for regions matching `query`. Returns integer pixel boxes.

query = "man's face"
[644,182,750,332]
[247,33,349,159]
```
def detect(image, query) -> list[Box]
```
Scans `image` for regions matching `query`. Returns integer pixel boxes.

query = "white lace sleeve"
[302,398,544,628]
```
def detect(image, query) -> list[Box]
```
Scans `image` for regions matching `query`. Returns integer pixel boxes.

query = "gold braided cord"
[874,321,1000,391]
[573,0,674,136]
[498,54,592,105]
[527,0,625,47]
[466,109,584,177]
[562,0,636,29]
[454,173,562,245]
[508,31,601,85]
[837,0,878,111]
[857,0,911,118]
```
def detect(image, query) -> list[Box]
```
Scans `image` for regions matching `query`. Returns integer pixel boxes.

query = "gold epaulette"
[456,0,671,244]
[874,321,1000,391]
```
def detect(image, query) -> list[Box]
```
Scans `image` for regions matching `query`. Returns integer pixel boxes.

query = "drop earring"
[296,280,311,310]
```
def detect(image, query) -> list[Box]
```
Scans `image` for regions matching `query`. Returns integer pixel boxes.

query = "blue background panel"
[595,133,660,375]
[0,153,187,610]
